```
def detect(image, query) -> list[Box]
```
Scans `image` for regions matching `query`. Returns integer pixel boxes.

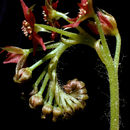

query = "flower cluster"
[0,0,121,127]
[29,78,88,121]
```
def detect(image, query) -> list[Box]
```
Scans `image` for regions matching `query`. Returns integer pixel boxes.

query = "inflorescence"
[0,0,121,129]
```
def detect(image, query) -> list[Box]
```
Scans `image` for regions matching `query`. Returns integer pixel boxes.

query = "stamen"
[21,20,33,38]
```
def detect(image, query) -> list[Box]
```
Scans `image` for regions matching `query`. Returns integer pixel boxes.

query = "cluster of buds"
[63,79,88,102]
[28,77,88,122]
[36,79,88,121]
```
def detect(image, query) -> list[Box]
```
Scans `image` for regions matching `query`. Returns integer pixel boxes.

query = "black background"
[0,0,129,129]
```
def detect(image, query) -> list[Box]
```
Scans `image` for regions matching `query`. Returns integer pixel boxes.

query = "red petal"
[0,50,5,54]
[3,53,22,64]
[52,0,59,9]
[63,21,81,28]
[87,21,99,34]
[42,6,49,15]
[68,18,78,22]
[78,0,88,10]
[20,0,29,20]
[20,0,35,26]
[32,32,46,53]
[81,0,88,5]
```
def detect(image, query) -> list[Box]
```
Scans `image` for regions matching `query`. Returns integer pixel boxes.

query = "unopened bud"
[52,107,62,122]
[63,79,88,106]
[13,67,32,83]
[98,10,117,35]
[42,104,53,119]
[29,94,44,109]
[63,79,85,94]
[77,94,89,100]
[65,107,73,114]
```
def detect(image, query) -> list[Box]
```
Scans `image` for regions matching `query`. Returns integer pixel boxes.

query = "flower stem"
[29,43,63,71]
[33,67,47,91]
[93,14,112,63]
[106,64,119,130]
[46,42,60,49]
[93,13,120,130]
[56,11,88,34]
[35,24,79,39]
[114,31,121,72]
[38,73,49,95]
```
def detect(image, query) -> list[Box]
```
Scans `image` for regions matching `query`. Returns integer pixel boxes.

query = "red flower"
[0,46,26,64]
[0,46,32,83]
[63,0,93,28]
[42,0,60,40]
[20,0,46,55]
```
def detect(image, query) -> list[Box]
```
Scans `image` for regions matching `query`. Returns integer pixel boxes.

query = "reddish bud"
[29,94,44,109]
[98,10,117,35]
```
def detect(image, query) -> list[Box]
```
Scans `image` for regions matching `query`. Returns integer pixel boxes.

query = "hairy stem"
[93,14,113,63]
[107,64,119,130]
[93,13,120,130]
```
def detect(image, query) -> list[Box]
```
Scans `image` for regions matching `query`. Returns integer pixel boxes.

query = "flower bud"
[77,94,89,100]
[29,94,44,109]
[63,79,85,94]
[63,79,88,109]
[64,107,73,115]
[13,67,32,83]
[98,10,117,35]
[42,104,53,119]
[52,107,62,122]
